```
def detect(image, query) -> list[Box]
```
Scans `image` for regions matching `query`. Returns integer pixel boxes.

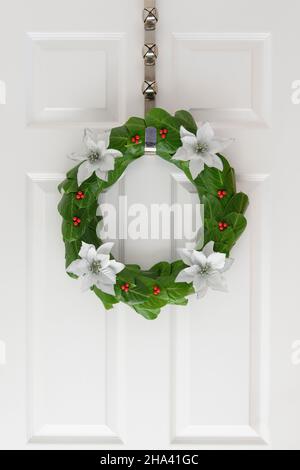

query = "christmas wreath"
[58,108,249,320]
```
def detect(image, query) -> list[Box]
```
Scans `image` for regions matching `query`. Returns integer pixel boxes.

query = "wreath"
[58,108,249,320]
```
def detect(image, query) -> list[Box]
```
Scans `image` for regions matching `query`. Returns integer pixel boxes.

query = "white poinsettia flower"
[69,129,123,186]
[67,242,125,296]
[172,123,233,179]
[175,241,233,299]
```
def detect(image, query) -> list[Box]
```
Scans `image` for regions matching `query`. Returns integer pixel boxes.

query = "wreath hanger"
[143,0,158,155]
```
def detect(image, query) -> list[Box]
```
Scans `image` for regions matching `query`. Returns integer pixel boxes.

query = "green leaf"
[59,196,97,235]
[122,289,149,306]
[136,275,157,292]
[166,283,193,302]
[148,262,171,277]
[224,166,236,194]
[109,125,129,153]
[117,266,141,284]
[174,110,197,135]
[137,295,169,309]
[62,219,87,242]
[204,212,247,254]
[58,179,67,194]
[82,217,101,248]
[125,117,146,136]
[169,298,189,306]
[67,164,80,180]
[202,194,224,220]
[196,156,236,197]
[204,219,236,254]
[93,286,119,310]
[58,193,76,219]
[126,144,144,159]
[133,306,161,320]
[134,275,168,302]
[65,240,81,268]
[105,156,137,188]
[126,264,141,271]
[170,260,186,279]
[59,178,78,194]
[224,193,249,215]
[225,213,247,241]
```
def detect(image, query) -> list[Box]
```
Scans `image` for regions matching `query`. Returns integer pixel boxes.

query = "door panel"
[0,0,140,449]
[0,0,300,450]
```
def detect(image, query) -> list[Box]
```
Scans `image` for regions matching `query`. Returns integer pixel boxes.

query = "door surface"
[0,0,300,450]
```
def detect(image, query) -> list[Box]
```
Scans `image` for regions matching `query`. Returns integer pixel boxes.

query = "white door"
[0,0,300,450]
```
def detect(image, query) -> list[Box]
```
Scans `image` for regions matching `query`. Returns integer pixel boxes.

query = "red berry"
[218,221,228,231]
[73,216,82,227]
[218,189,227,199]
[161,134,166,139]
[159,129,164,135]
[131,135,140,144]
[163,129,168,134]
[125,283,129,289]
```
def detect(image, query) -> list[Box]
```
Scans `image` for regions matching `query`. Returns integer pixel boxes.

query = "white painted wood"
[0,81,6,104]
[170,174,271,447]
[0,341,6,365]
[0,0,300,451]
[171,33,272,128]
[25,174,125,445]
[26,32,126,128]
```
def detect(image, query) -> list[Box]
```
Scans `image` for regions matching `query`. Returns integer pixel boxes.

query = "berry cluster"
[217,189,227,199]
[218,221,229,231]
[73,216,81,227]
[121,283,130,293]
[153,285,161,296]
[159,128,168,139]
[131,134,141,144]
[76,191,85,200]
